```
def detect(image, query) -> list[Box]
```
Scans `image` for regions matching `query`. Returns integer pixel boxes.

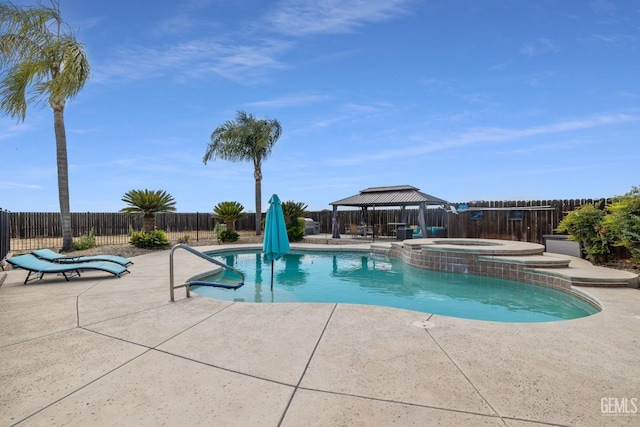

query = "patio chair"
[32,248,133,267]
[349,224,363,238]
[412,226,423,238]
[6,254,129,284]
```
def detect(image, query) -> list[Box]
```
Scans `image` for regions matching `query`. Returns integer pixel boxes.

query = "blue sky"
[1,0,638,213]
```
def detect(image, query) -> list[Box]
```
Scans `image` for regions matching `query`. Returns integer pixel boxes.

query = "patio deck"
[1,242,639,426]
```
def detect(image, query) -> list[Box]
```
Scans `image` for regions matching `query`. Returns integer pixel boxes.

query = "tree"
[212,201,245,232]
[0,1,90,252]
[120,189,176,232]
[203,110,282,236]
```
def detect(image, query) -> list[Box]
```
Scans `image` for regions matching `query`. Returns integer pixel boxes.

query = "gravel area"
[67,231,264,259]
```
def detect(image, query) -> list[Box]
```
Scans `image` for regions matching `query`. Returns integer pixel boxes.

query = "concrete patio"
[1,242,639,426]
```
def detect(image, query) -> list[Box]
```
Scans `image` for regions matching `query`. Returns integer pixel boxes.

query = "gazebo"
[329,185,449,239]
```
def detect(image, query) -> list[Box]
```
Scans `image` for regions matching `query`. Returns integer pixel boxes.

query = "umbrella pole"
[270,259,274,291]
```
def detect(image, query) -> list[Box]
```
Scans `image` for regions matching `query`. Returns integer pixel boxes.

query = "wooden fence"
[445,199,609,243]
[2,199,608,253]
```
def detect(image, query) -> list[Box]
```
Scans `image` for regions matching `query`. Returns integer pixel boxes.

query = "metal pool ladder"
[169,243,245,302]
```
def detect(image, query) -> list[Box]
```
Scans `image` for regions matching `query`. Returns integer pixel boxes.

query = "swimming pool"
[191,250,599,322]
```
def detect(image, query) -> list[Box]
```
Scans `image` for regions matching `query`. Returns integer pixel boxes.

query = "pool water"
[191,250,599,322]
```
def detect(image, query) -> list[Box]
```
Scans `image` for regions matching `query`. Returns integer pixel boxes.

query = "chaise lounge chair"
[6,254,129,284]
[32,248,133,267]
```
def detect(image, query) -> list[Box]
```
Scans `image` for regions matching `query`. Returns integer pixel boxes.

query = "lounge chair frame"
[7,254,129,285]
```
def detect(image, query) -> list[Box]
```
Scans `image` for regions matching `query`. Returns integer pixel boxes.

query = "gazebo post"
[418,202,428,238]
[331,205,340,238]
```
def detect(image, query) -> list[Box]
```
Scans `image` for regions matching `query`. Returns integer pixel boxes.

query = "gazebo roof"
[330,185,448,207]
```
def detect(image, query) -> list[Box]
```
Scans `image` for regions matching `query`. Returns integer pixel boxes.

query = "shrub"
[130,229,170,249]
[556,203,613,263]
[606,187,640,261]
[218,229,239,243]
[287,217,305,242]
[281,200,308,242]
[73,228,96,250]
[177,235,190,244]
[281,200,308,223]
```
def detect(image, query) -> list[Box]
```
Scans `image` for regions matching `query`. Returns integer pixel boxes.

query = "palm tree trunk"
[53,102,73,252]
[255,177,262,236]
[143,214,155,233]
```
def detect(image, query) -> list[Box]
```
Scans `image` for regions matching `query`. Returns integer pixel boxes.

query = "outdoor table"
[356,225,373,236]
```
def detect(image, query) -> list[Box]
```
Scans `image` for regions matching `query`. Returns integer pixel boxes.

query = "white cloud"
[520,38,559,56]
[0,119,36,140]
[90,0,416,85]
[244,93,332,108]
[92,38,289,84]
[332,113,639,165]
[589,33,634,47]
[267,0,412,36]
[0,181,43,190]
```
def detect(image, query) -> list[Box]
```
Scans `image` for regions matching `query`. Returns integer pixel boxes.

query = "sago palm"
[281,200,308,225]
[203,110,282,236]
[212,201,246,232]
[0,1,90,251]
[120,189,176,232]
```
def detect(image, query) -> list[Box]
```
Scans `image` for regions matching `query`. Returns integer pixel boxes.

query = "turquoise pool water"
[191,250,599,322]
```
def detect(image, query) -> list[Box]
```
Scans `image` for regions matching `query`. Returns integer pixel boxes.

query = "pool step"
[529,265,639,288]
[480,254,638,288]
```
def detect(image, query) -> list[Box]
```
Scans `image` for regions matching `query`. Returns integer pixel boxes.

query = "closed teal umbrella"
[263,194,290,290]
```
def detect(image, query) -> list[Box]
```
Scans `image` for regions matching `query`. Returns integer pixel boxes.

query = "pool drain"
[412,320,435,329]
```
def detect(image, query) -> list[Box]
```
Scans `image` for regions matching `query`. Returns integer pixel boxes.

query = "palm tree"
[213,201,245,232]
[120,189,176,232]
[0,1,90,252]
[203,110,282,236]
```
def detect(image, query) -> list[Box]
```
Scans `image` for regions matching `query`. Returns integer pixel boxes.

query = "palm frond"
[0,2,88,120]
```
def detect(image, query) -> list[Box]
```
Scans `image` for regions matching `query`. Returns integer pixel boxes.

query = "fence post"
[0,208,10,263]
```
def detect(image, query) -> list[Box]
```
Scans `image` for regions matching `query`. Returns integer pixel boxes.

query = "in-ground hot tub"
[377,237,636,311]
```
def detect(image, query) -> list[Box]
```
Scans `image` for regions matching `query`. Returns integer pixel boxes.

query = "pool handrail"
[169,243,246,302]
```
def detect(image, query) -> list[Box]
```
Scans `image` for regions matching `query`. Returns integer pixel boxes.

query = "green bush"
[280,200,308,242]
[281,200,308,223]
[606,187,640,261]
[287,217,305,242]
[218,229,239,243]
[129,229,170,249]
[73,228,96,250]
[556,204,613,263]
[556,187,640,263]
